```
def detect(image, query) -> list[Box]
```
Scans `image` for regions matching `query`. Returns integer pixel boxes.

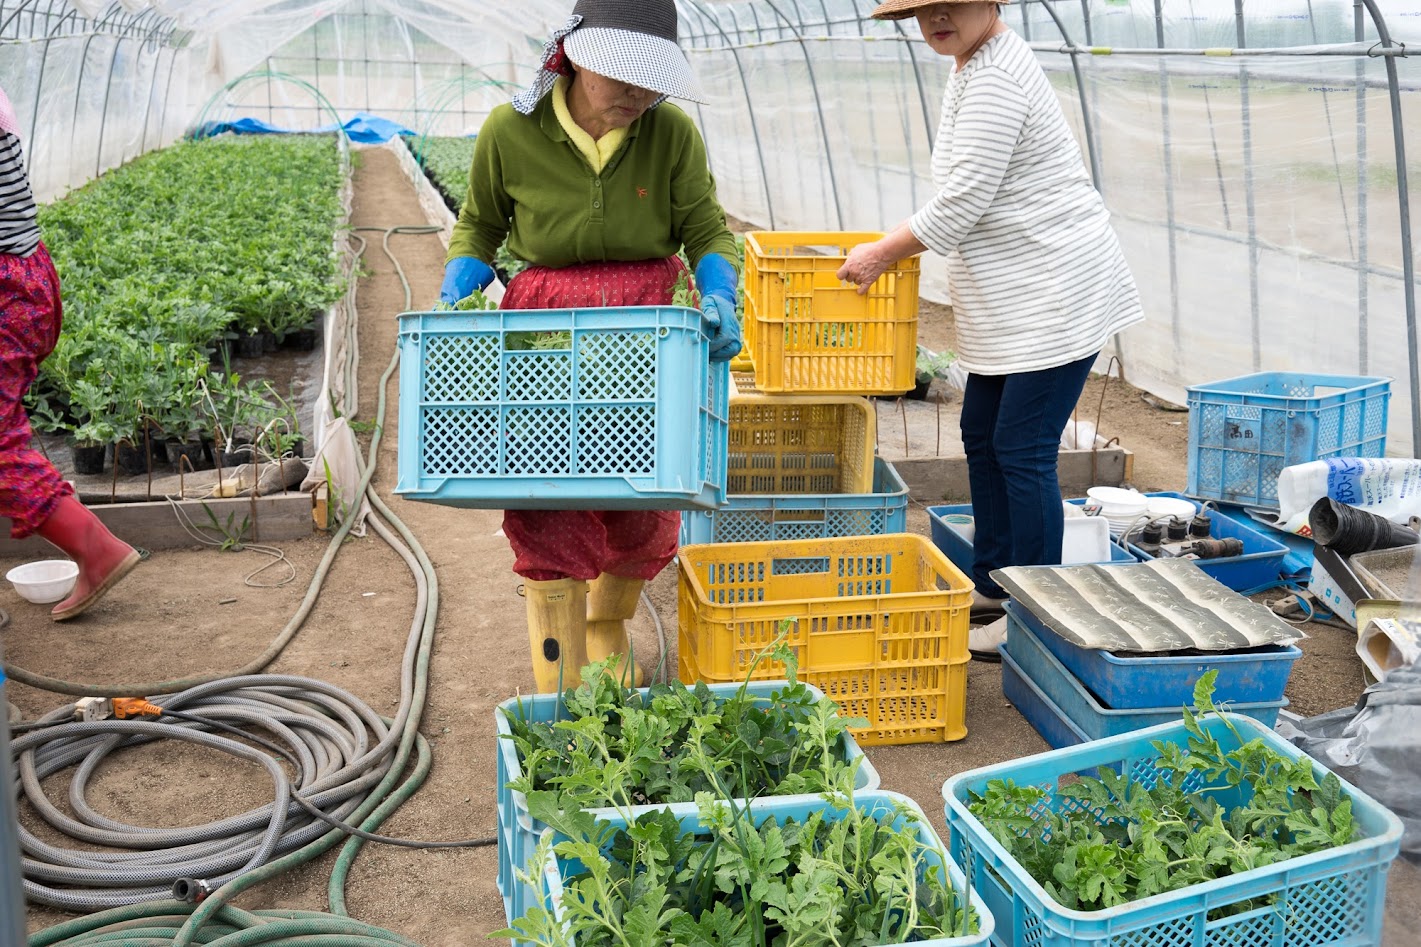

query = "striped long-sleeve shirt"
[0,86,39,258]
[909,30,1142,375]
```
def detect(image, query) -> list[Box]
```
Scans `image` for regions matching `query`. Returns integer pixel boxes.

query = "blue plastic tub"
[1003,609,1288,742]
[494,681,880,928]
[1186,371,1390,509]
[944,713,1404,947]
[680,456,909,545]
[524,791,994,947]
[395,306,729,509]
[927,504,1134,578]
[1115,500,1290,593]
[1000,645,1088,750]
[1004,601,1301,709]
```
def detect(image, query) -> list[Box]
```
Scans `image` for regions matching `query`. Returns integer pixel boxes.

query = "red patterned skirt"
[499,257,687,582]
[0,242,73,538]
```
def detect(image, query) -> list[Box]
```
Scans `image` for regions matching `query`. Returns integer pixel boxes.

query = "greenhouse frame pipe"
[1036,0,1100,192]
[67,30,100,193]
[1153,0,1181,364]
[24,33,51,147]
[1235,0,1262,372]
[680,0,778,228]
[1355,0,1370,373]
[891,17,935,177]
[756,0,844,228]
[852,9,888,226]
[1360,0,1420,448]
[138,43,164,155]
[156,44,178,151]
[93,35,126,178]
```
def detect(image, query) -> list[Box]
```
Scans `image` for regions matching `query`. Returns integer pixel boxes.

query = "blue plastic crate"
[1000,645,1088,750]
[1005,600,1301,710]
[1003,609,1288,743]
[522,791,994,947]
[927,504,1134,578]
[944,713,1404,947]
[680,456,908,545]
[395,306,729,509]
[1115,501,1290,593]
[1186,372,1390,509]
[494,680,880,928]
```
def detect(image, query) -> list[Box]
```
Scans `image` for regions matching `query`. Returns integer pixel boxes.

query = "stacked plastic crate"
[998,598,1301,749]
[678,232,977,746]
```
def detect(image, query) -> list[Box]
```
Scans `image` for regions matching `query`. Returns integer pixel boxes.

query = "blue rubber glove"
[694,253,741,362]
[439,256,496,306]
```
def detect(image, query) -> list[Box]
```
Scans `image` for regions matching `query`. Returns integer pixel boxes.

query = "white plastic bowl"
[6,559,79,604]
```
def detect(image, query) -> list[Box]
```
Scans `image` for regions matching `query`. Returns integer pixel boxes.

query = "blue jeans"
[961,352,1098,597]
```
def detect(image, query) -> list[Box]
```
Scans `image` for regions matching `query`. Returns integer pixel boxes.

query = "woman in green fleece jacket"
[439,0,741,695]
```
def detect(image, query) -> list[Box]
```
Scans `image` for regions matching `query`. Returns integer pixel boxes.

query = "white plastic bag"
[1270,458,1421,536]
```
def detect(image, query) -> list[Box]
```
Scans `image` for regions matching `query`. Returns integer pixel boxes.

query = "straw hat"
[870,0,1011,21]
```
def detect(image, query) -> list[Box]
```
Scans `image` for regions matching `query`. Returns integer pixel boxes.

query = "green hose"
[30,902,420,946]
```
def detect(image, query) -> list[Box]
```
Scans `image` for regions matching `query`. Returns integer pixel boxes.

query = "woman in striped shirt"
[0,85,140,619]
[838,1,1144,659]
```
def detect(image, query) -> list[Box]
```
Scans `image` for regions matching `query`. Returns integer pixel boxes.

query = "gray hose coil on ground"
[11,675,403,911]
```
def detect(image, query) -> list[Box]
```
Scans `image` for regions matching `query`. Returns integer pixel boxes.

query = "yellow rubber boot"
[523,577,589,694]
[587,573,646,688]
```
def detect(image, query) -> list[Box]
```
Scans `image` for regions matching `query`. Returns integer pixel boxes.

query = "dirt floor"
[5,145,1418,944]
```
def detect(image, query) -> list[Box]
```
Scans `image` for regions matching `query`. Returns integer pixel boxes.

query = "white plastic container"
[1060,515,1112,565]
[6,560,78,604]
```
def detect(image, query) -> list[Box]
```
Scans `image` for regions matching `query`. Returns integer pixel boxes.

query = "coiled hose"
[19,224,458,945]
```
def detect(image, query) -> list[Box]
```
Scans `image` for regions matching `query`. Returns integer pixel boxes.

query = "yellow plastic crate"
[677,534,971,745]
[744,232,920,396]
[727,391,876,495]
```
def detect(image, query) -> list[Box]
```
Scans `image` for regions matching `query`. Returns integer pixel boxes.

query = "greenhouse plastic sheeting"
[1278,656,1421,854]
[2,0,1419,457]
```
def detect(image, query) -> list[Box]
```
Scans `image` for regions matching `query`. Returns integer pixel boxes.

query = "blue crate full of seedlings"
[396,306,729,509]
[494,679,880,929]
[1186,372,1390,509]
[944,711,1403,947]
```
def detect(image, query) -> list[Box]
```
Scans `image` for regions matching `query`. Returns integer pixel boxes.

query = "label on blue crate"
[1273,457,1421,536]
[1224,414,1260,443]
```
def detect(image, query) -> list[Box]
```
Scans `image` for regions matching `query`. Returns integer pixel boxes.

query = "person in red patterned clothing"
[439,0,741,693]
[0,85,140,620]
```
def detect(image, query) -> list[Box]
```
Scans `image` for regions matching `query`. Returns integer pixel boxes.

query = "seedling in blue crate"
[969,673,1352,909]
[500,791,989,946]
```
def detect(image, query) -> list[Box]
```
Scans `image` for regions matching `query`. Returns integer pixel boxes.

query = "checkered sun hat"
[513,0,705,115]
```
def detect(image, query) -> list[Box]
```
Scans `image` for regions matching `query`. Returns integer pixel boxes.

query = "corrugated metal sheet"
[991,559,1305,653]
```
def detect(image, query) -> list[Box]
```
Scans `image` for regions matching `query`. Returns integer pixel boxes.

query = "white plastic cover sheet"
[991,558,1306,652]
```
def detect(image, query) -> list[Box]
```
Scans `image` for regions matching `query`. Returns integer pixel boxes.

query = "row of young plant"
[497,641,980,946]
[29,135,345,474]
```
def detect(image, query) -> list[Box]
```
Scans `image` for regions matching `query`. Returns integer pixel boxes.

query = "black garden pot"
[71,443,105,476]
[235,333,265,358]
[167,438,210,472]
[115,441,152,476]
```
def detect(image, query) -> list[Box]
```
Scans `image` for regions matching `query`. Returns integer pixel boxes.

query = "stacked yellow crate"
[679,232,972,746]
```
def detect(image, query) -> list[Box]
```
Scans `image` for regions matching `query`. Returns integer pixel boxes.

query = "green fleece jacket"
[446,96,738,273]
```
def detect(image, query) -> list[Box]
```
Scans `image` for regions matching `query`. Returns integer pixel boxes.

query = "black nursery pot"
[71,443,105,476]
[260,330,278,353]
[235,333,265,358]
[284,327,319,351]
[167,438,210,472]
[115,441,152,476]
[905,378,933,401]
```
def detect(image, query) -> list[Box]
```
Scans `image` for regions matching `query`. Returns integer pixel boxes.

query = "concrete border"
[894,446,1134,503]
[0,494,316,557]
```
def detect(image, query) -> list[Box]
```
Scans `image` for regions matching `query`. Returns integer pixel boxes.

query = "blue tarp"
[190,112,416,144]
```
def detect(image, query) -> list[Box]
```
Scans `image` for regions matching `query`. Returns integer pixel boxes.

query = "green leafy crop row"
[30,136,345,453]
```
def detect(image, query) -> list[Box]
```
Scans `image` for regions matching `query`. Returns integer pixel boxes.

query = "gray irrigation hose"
[11,225,450,917]
[11,678,398,911]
